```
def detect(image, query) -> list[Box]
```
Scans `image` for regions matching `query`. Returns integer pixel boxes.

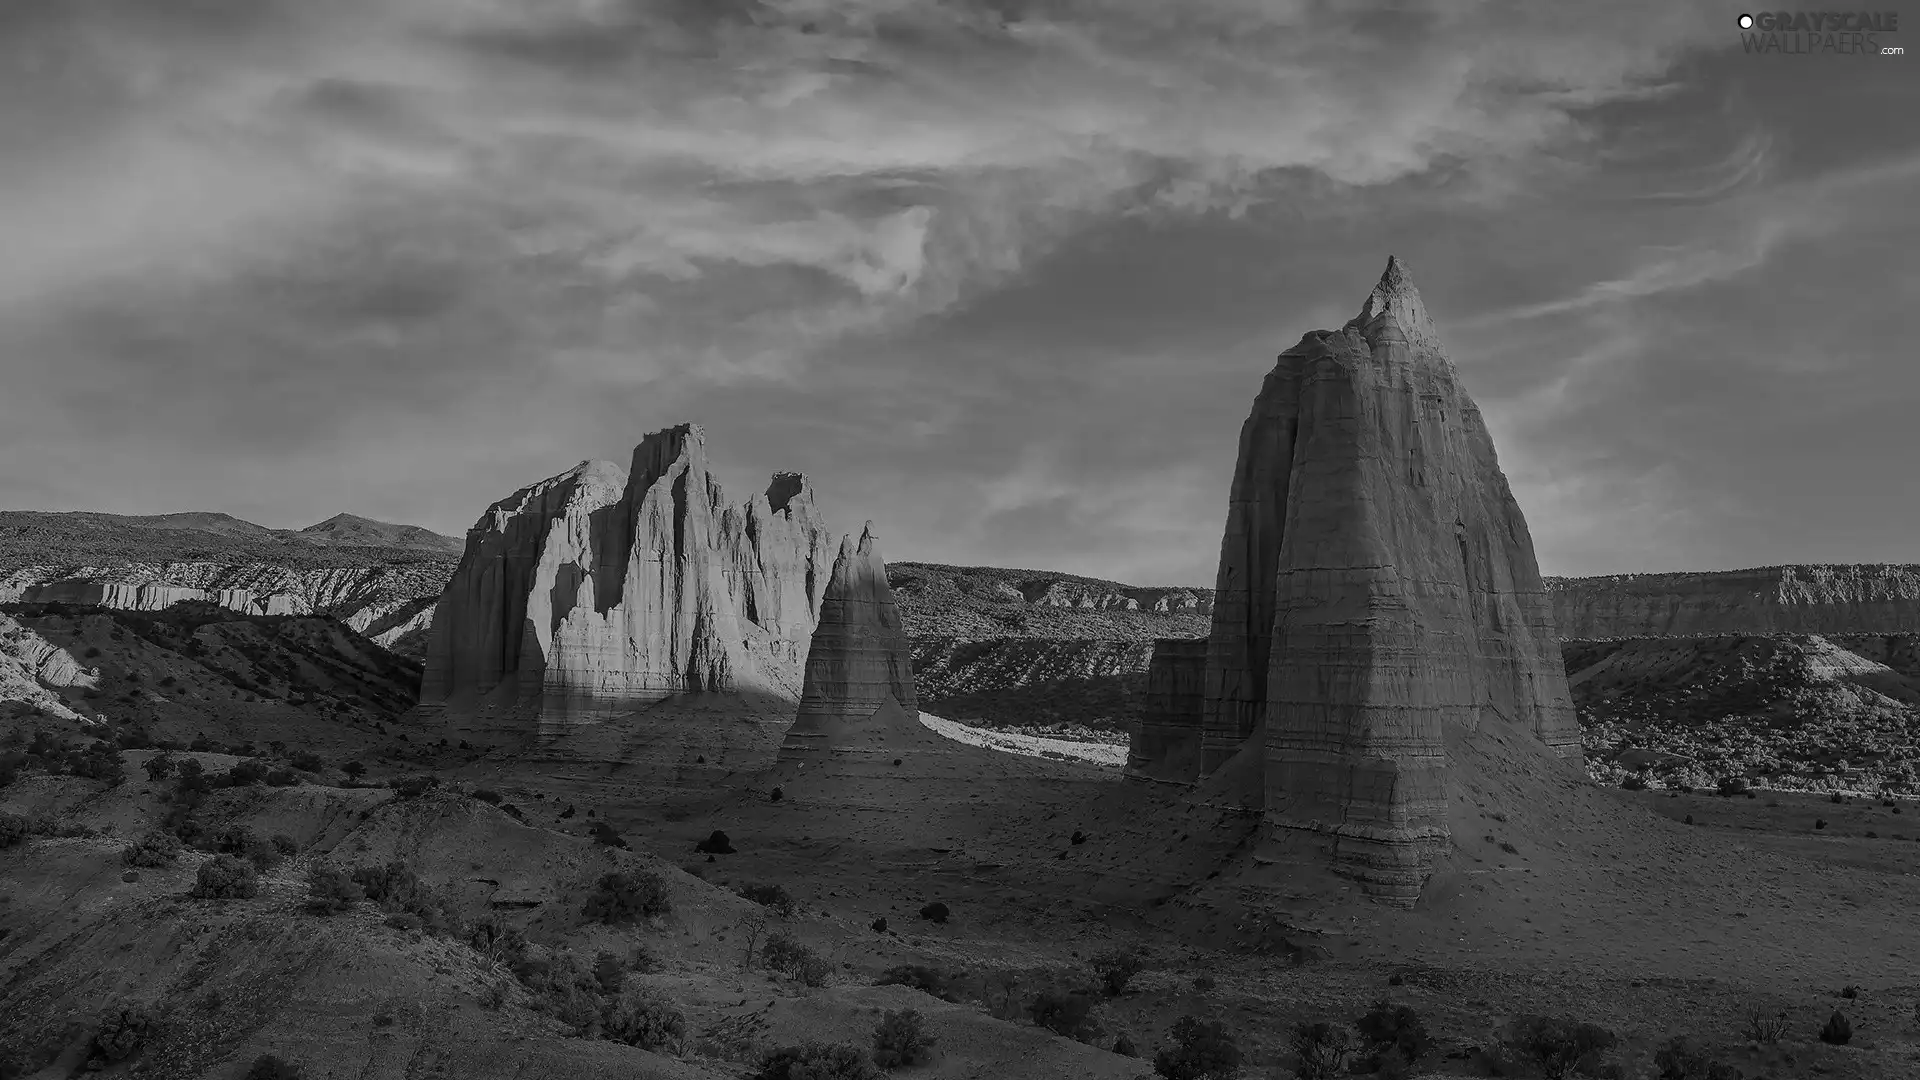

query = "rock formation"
[416,424,837,744]
[1174,256,1581,904]
[778,522,919,767]
[1550,565,1920,640]
[1123,638,1208,785]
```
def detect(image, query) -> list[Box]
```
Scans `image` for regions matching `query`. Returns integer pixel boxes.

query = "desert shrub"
[1819,1010,1852,1045]
[1153,1016,1241,1080]
[872,1008,937,1069]
[1192,975,1216,992]
[795,953,834,988]
[1741,1003,1787,1043]
[217,826,283,872]
[1839,984,1859,999]
[1716,776,1749,797]
[1027,991,1101,1042]
[341,760,366,780]
[264,768,299,787]
[71,741,126,784]
[470,788,503,804]
[761,930,816,974]
[306,864,364,914]
[190,855,260,899]
[754,1041,882,1080]
[270,833,299,856]
[919,901,950,923]
[590,950,627,995]
[1500,1016,1618,1080]
[1289,1022,1352,1080]
[876,964,959,1002]
[288,751,324,773]
[1114,1034,1140,1057]
[695,829,734,854]
[465,916,528,962]
[92,1003,154,1062]
[1653,1036,1744,1080]
[244,1053,305,1079]
[123,830,182,867]
[1354,999,1434,1066]
[1620,774,1649,790]
[1815,819,1828,829]
[583,870,671,923]
[385,912,424,931]
[602,988,687,1052]
[589,820,630,848]
[391,773,438,797]
[738,883,798,917]
[1092,947,1145,997]
[1071,829,1088,845]
[770,786,783,802]
[142,754,176,782]
[353,861,457,935]
[222,760,267,787]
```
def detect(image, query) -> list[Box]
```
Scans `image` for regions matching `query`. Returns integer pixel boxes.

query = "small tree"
[1353,999,1434,1067]
[754,1041,882,1080]
[1820,1010,1852,1045]
[341,760,366,781]
[918,901,950,924]
[582,870,672,923]
[123,830,182,868]
[872,1008,937,1069]
[1092,947,1145,997]
[1290,1022,1352,1080]
[0,813,31,849]
[1153,1016,1241,1080]
[93,1003,154,1062]
[190,855,260,899]
[142,753,176,783]
[1501,1016,1618,1080]
[306,864,364,914]
[1741,1002,1788,1044]
[1653,1036,1744,1080]
[601,988,686,1052]
[737,883,798,917]
[1027,991,1101,1042]
[593,950,625,995]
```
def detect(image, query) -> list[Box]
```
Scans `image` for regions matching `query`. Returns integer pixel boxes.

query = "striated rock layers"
[1549,566,1920,640]
[1143,256,1581,905]
[1123,638,1208,785]
[416,424,837,744]
[777,522,920,768]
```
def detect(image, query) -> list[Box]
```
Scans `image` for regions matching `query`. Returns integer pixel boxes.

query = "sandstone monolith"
[1123,638,1208,785]
[1198,256,1580,905]
[778,522,918,767]
[416,424,836,744]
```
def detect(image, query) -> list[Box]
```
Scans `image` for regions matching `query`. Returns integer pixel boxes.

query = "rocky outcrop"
[779,522,918,767]
[416,424,836,745]
[0,562,453,657]
[889,563,1213,641]
[1124,638,1208,785]
[1017,580,1214,614]
[1191,256,1581,905]
[0,613,91,722]
[1550,566,1920,640]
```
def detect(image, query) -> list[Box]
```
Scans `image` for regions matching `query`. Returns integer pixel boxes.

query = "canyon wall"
[416,424,836,744]
[1123,637,1209,785]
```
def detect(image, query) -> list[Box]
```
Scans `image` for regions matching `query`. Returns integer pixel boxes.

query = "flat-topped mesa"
[416,424,837,744]
[1200,256,1580,906]
[778,522,919,768]
[1124,637,1208,785]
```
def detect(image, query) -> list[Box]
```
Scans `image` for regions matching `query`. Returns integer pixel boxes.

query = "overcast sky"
[1,1,1915,585]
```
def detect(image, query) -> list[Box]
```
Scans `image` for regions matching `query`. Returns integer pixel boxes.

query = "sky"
[1,0,1916,586]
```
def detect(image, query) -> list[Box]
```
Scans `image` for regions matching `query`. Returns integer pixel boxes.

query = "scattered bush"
[1740,1002,1788,1044]
[190,855,260,899]
[352,860,457,935]
[391,773,439,798]
[761,930,817,975]
[583,870,671,923]
[92,1004,154,1062]
[123,830,182,868]
[385,912,424,932]
[589,820,630,848]
[1815,819,1828,830]
[919,901,950,924]
[870,916,888,934]
[1192,975,1216,992]
[1114,1034,1140,1057]
[471,788,502,804]
[1819,1010,1852,1045]
[1354,999,1434,1067]
[1716,776,1749,797]
[1653,1036,1744,1080]
[1839,984,1859,999]
[216,826,284,872]
[1620,775,1649,790]
[142,754,176,782]
[876,964,959,1002]
[306,864,364,914]
[754,1041,882,1080]
[872,1008,937,1069]
[1500,1016,1618,1080]
[1027,991,1101,1042]
[601,989,687,1052]
[1092,947,1145,997]
[245,1053,306,1079]
[593,950,625,995]
[271,834,299,856]
[770,786,783,802]
[221,760,268,787]
[289,751,324,773]
[737,883,798,917]
[465,916,528,963]
[1289,1022,1352,1080]
[1153,1016,1241,1080]
[695,830,735,854]
[1070,830,1088,845]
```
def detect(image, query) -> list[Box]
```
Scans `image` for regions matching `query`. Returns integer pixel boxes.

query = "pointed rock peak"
[765,472,809,514]
[629,423,707,487]
[857,520,878,555]
[1349,255,1441,354]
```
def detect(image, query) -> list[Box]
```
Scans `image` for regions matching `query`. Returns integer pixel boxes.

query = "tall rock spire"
[1178,255,1579,905]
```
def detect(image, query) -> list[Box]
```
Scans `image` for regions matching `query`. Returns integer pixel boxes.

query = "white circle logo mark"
[1738,13,1755,28]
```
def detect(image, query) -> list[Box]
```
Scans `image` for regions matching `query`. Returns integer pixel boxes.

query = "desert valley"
[5,257,1920,1080]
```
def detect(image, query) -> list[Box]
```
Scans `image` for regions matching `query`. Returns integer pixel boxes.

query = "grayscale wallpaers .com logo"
[1738,11,1904,54]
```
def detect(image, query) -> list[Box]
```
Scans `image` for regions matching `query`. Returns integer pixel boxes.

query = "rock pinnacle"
[1349,254,1441,355]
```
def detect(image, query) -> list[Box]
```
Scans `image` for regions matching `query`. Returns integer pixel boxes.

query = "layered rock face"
[1184,257,1580,904]
[1123,638,1208,784]
[1550,566,1920,639]
[417,424,836,742]
[778,522,919,767]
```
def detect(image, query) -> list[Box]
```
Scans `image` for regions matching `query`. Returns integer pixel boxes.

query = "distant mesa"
[296,513,465,554]
[415,423,837,746]
[1126,255,1582,906]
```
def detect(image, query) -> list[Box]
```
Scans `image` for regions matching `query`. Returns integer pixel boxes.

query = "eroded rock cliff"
[1550,566,1920,639]
[416,424,836,745]
[1190,256,1581,905]
[1123,638,1208,785]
